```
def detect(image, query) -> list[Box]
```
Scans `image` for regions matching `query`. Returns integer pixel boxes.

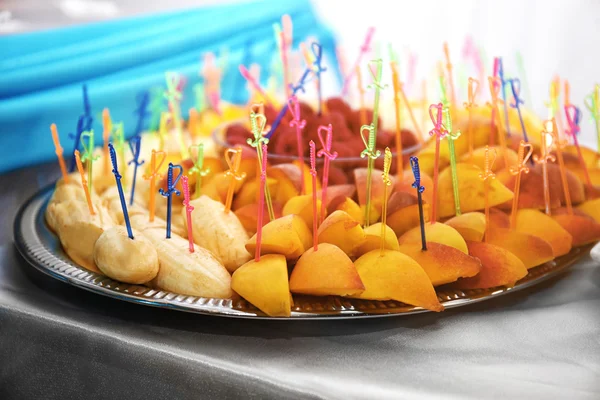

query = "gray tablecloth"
[1,163,600,400]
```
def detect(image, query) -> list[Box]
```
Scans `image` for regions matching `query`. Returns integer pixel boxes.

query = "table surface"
[1,162,600,400]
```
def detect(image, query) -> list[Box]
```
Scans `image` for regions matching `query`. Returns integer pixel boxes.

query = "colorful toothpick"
[533,125,556,215]
[164,72,188,158]
[380,148,392,255]
[193,82,205,113]
[584,84,600,152]
[108,143,134,239]
[188,144,210,199]
[496,58,511,137]
[443,42,457,110]
[442,104,462,216]
[239,65,275,107]
[113,122,126,179]
[188,108,198,137]
[464,77,479,158]
[548,118,573,215]
[428,103,448,224]
[479,146,497,241]
[288,95,307,194]
[311,42,326,115]
[50,124,68,183]
[134,91,150,136]
[159,163,183,239]
[128,135,144,205]
[158,111,171,151]
[509,140,534,228]
[410,156,427,251]
[68,116,86,172]
[548,77,566,138]
[182,175,195,253]
[508,78,530,144]
[341,27,376,96]
[102,109,112,175]
[224,146,246,214]
[255,143,269,262]
[248,111,275,220]
[390,60,403,175]
[149,87,165,132]
[74,150,95,215]
[79,130,98,196]
[515,51,532,106]
[317,124,337,223]
[356,65,367,128]
[565,104,593,190]
[143,149,166,222]
[202,53,222,115]
[487,76,510,167]
[309,141,318,251]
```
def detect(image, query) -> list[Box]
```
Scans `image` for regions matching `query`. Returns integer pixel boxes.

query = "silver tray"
[13,186,593,320]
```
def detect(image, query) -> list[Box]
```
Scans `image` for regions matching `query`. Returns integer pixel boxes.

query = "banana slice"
[48,198,114,272]
[184,195,251,272]
[94,226,159,284]
[140,227,232,298]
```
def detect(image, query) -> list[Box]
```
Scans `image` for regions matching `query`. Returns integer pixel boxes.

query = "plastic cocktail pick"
[508,78,531,145]
[108,143,134,239]
[584,84,600,152]
[164,72,188,158]
[407,52,417,93]
[79,130,99,196]
[443,42,457,111]
[239,65,275,107]
[390,61,403,176]
[74,150,95,215]
[464,77,479,158]
[288,95,307,194]
[341,27,376,97]
[442,104,462,216]
[397,69,424,144]
[255,143,269,262]
[159,163,183,239]
[509,140,534,228]
[158,112,172,151]
[128,135,144,206]
[515,51,533,107]
[143,149,167,222]
[410,156,427,251]
[102,109,112,175]
[193,82,205,113]
[478,146,497,242]
[309,140,318,251]
[149,87,165,132]
[356,65,367,128]
[224,146,246,214]
[565,104,593,191]
[548,118,573,215]
[201,54,222,116]
[248,110,275,220]
[188,144,210,199]
[50,124,68,183]
[68,115,87,172]
[280,15,293,99]
[428,103,448,224]
[134,91,150,136]
[380,147,392,255]
[310,42,327,116]
[317,124,338,223]
[181,175,195,253]
[487,76,510,167]
[188,108,198,137]
[496,58,511,138]
[113,122,127,179]
[564,80,571,107]
[533,125,556,216]
[547,77,566,138]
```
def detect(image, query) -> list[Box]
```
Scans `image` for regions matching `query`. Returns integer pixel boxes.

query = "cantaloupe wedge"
[317,210,366,256]
[514,209,572,257]
[246,214,312,260]
[289,243,365,296]
[231,254,291,317]
[398,222,468,254]
[485,228,554,269]
[352,249,444,312]
[453,241,528,289]
[397,242,481,286]
[444,212,486,242]
[355,223,400,257]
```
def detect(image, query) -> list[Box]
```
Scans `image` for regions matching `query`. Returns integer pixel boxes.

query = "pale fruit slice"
[289,243,365,296]
[355,223,399,257]
[445,212,486,242]
[246,215,312,260]
[485,228,554,269]
[397,242,481,286]
[514,209,572,257]
[317,210,366,256]
[398,222,468,254]
[352,249,443,312]
[453,241,528,289]
[231,254,291,317]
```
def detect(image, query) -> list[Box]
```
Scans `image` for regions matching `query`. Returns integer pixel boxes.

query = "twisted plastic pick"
[159,163,183,239]
[428,103,447,224]
[496,57,511,137]
[50,124,68,183]
[509,140,533,228]
[442,105,462,216]
[68,115,88,172]
[443,42,457,108]
[102,109,112,175]
[317,124,337,223]
[565,104,593,190]
[134,91,150,136]
[149,86,165,131]
[341,26,376,96]
[248,110,274,221]
[74,150,95,215]
[360,124,381,160]
[239,65,274,106]
[288,95,307,194]
[128,135,144,206]
[487,76,509,166]
[309,140,318,251]
[584,84,600,152]
[547,118,573,215]
[311,42,327,115]
[255,143,269,262]
[508,78,530,144]
[143,149,167,222]
[479,146,497,241]
[188,144,210,199]
[109,143,134,239]
[224,146,246,214]
[80,130,99,195]
[533,125,556,216]
[380,147,393,255]
[410,156,427,251]
[182,175,195,253]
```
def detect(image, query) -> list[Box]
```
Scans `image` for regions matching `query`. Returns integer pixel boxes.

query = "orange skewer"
[390,61,403,176]
[223,146,245,213]
[533,124,556,215]
[487,76,509,167]
[188,108,199,137]
[479,146,497,241]
[509,140,533,228]
[50,124,68,183]
[464,78,479,158]
[548,118,573,215]
[381,148,392,255]
[443,42,457,114]
[102,109,112,175]
[143,149,167,222]
[74,150,95,215]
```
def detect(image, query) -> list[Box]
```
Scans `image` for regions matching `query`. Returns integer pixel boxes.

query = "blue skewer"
[159,163,183,239]
[109,143,134,239]
[128,135,144,205]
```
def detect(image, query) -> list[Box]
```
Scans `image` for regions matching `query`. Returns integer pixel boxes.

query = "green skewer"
[439,75,462,216]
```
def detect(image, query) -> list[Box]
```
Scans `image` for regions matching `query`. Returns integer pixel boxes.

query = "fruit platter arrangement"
[20,16,600,318]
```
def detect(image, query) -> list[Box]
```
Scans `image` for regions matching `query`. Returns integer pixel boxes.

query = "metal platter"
[13,186,593,320]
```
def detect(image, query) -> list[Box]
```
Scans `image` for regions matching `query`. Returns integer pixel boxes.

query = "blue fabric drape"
[0,0,338,173]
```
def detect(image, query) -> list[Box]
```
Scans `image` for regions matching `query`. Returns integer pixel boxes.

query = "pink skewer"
[341,27,376,97]
[182,176,195,253]
[317,124,338,224]
[309,141,318,251]
[239,65,275,107]
[288,95,307,194]
[255,143,269,262]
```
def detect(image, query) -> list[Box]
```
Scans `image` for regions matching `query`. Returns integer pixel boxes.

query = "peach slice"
[552,212,600,246]
[387,202,431,238]
[398,222,468,254]
[231,254,291,317]
[234,201,283,235]
[289,243,365,296]
[444,212,486,242]
[282,194,323,228]
[485,228,554,269]
[397,242,481,286]
[352,249,443,312]
[564,144,600,169]
[320,184,356,207]
[489,208,511,229]
[355,223,400,257]
[514,209,572,257]
[327,196,363,225]
[199,171,246,203]
[354,167,396,224]
[576,198,600,223]
[246,214,312,260]
[437,163,514,218]
[232,177,278,210]
[460,145,519,172]
[453,241,528,289]
[395,170,434,205]
[268,163,320,204]
[317,210,366,256]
